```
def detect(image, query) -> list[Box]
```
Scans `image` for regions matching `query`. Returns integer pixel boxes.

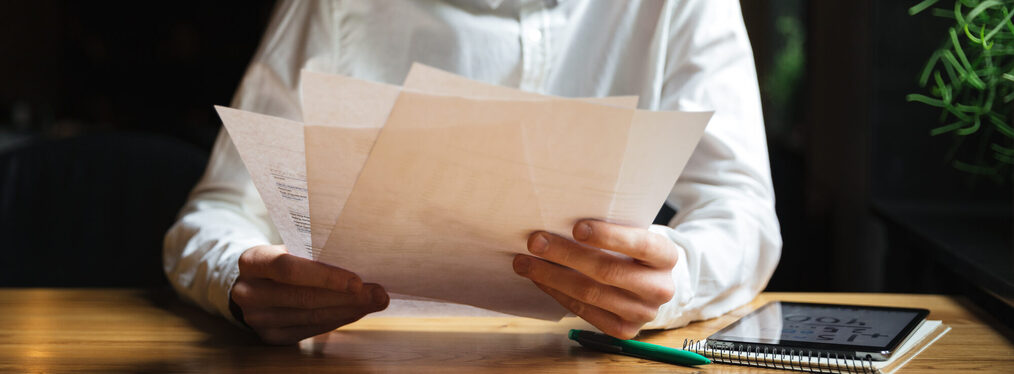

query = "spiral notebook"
[680,304,950,374]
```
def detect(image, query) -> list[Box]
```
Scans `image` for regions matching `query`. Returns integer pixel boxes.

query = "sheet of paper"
[301,72,401,257]
[301,66,647,312]
[607,109,713,227]
[317,91,710,320]
[214,106,312,259]
[302,64,639,255]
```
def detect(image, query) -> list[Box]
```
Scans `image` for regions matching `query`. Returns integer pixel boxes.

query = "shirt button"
[524,28,543,43]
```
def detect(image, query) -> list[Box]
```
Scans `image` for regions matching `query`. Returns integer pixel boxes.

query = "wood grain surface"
[0,289,1010,373]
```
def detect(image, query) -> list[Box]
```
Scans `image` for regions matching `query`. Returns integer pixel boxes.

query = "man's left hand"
[513,220,678,339]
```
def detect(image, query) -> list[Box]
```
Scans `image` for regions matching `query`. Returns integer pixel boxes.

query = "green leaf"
[1004,7,1014,36]
[966,0,1003,25]
[956,116,982,135]
[907,93,946,107]
[934,71,952,103]
[993,152,1014,165]
[984,4,1014,41]
[931,120,967,135]
[952,160,999,177]
[941,49,969,77]
[991,143,1014,155]
[955,1,967,27]
[919,51,942,86]
[940,51,961,83]
[948,107,973,122]
[949,28,987,89]
[909,0,940,15]
[964,23,984,43]
[989,115,1014,137]
[931,8,955,18]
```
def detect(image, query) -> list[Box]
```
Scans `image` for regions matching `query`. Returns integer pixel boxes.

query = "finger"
[572,220,677,268]
[242,284,390,328]
[533,282,641,340]
[364,283,391,311]
[239,246,363,293]
[514,255,659,321]
[243,305,378,329]
[232,278,375,309]
[259,323,353,345]
[527,232,648,292]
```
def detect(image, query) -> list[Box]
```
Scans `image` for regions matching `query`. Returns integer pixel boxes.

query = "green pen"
[568,329,710,366]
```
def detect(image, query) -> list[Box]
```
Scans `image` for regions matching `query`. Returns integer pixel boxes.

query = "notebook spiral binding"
[682,339,877,374]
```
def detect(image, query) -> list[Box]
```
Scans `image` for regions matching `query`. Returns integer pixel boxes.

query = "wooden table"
[1,290,1011,373]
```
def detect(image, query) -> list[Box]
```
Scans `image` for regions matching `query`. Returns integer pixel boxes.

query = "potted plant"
[907,0,1014,183]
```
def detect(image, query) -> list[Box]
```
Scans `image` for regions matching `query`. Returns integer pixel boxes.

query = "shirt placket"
[518,0,551,92]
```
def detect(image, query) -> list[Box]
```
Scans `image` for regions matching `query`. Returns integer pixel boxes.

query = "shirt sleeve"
[162,0,334,323]
[641,0,782,330]
[162,128,277,324]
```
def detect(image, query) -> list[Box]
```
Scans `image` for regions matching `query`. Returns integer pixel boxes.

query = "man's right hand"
[231,245,389,344]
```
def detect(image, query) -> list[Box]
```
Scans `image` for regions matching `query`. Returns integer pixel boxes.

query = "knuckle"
[335,272,360,292]
[243,310,267,327]
[662,249,679,269]
[295,289,317,308]
[577,284,602,305]
[608,321,639,340]
[231,282,253,306]
[309,308,331,325]
[350,274,363,290]
[527,260,550,282]
[321,270,343,290]
[345,273,361,289]
[239,246,270,273]
[317,264,355,291]
[638,233,659,258]
[237,254,254,273]
[605,324,634,340]
[271,256,297,281]
[656,236,679,267]
[620,323,641,340]
[648,283,675,305]
[597,225,616,245]
[594,260,625,284]
[568,299,586,316]
[557,249,584,270]
[633,306,658,324]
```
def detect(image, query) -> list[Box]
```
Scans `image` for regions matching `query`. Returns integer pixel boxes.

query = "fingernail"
[513,256,531,275]
[575,222,592,241]
[529,234,549,254]
[371,287,389,309]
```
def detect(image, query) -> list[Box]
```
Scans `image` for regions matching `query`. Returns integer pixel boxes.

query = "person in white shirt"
[164,0,781,345]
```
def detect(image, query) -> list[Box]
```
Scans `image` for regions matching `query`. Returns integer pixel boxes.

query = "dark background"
[1,1,1010,320]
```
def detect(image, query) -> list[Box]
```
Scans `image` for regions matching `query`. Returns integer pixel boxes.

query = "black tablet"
[706,301,929,361]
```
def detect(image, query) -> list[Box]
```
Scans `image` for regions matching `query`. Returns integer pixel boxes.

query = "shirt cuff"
[209,239,265,328]
[641,224,696,330]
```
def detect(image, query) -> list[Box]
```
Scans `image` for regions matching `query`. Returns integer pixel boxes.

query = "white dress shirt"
[164,0,781,330]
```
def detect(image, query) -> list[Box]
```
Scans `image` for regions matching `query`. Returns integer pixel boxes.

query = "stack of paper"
[215,64,712,320]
